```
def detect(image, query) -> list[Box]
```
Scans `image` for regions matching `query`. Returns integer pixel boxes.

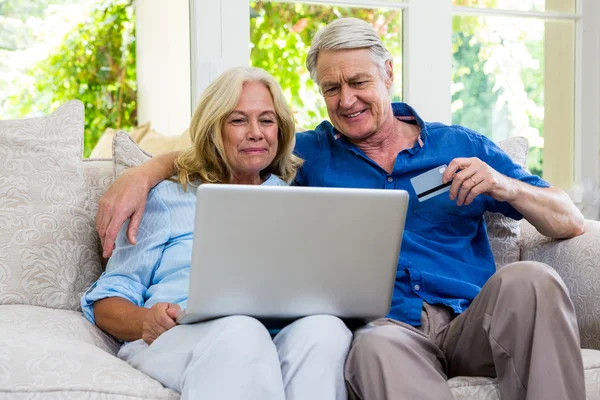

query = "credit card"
[410,165,452,202]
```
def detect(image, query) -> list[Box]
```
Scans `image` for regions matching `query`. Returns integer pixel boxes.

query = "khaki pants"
[345,261,585,400]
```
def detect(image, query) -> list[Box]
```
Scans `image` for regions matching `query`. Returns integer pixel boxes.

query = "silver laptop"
[176,184,408,324]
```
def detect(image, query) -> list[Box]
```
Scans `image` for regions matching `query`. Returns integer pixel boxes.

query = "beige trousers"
[345,261,585,400]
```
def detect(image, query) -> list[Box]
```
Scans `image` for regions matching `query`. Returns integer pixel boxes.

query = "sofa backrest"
[0,100,529,313]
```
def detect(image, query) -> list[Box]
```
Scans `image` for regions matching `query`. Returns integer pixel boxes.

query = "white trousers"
[118,314,352,400]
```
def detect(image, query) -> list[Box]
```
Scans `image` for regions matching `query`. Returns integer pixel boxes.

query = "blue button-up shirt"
[293,102,550,326]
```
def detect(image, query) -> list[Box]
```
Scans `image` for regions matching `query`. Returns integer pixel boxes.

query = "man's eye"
[354,81,366,86]
[324,87,338,94]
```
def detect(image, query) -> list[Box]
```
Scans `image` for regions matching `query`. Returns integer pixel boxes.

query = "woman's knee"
[200,315,275,358]
[276,315,352,358]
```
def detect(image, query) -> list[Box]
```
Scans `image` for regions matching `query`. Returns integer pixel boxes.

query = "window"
[0,0,192,158]
[0,0,136,157]
[452,0,578,186]
[193,0,599,192]
[452,16,575,178]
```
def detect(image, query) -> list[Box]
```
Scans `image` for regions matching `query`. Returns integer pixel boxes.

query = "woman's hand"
[142,302,181,345]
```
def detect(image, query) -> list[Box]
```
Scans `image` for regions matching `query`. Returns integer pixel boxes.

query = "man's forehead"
[317,52,379,83]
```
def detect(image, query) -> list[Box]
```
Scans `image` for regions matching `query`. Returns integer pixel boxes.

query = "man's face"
[316,48,393,141]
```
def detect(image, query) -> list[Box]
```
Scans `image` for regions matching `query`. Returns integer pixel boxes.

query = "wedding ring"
[470,177,477,185]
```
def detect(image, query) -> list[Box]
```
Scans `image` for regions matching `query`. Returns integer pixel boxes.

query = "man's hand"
[142,302,181,345]
[96,166,151,258]
[442,157,518,206]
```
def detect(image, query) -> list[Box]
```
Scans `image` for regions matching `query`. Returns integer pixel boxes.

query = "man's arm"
[97,151,180,258]
[444,157,585,239]
[498,179,584,239]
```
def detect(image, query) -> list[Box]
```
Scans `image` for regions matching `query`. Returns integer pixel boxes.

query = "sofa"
[2,100,600,399]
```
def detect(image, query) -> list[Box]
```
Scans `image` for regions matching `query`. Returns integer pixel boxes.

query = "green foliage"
[452,25,500,136]
[3,0,136,157]
[249,1,402,130]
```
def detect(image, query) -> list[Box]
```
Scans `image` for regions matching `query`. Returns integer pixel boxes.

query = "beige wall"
[543,20,575,189]
[136,0,191,135]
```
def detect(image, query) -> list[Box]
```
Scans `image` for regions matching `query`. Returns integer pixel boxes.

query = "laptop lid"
[178,184,408,324]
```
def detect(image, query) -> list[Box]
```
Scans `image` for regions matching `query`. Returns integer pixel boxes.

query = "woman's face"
[223,81,279,184]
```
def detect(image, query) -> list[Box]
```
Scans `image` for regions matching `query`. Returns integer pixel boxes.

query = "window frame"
[189,0,600,191]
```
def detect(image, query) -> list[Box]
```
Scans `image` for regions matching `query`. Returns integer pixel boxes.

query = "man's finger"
[443,158,471,183]
[127,208,144,246]
[102,216,123,258]
[96,199,111,244]
[449,166,478,200]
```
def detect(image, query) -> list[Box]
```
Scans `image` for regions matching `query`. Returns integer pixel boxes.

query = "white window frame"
[189,0,600,190]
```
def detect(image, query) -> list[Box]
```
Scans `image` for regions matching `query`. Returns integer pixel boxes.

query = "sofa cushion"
[0,100,102,311]
[89,122,151,159]
[113,130,153,179]
[0,305,179,399]
[137,128,192,156]
[484,136,529,269]
[447,348,600,399]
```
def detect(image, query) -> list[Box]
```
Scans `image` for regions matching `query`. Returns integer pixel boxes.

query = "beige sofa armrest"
[519,219,600,349]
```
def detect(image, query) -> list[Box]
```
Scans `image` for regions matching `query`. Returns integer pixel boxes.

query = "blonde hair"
[175,66,303,188]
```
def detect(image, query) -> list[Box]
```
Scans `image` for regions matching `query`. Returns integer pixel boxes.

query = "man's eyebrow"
[320,80,339,88]
[348,73,372,81]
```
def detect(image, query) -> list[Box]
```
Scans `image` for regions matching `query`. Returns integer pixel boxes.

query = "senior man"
[96,17,586,400]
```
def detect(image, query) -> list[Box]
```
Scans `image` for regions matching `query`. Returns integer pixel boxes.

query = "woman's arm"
[94,298,181,344]
[97,151,180,258]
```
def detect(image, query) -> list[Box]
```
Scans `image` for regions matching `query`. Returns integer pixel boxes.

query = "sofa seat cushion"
[448,348,600,399]
[0,305,178,399]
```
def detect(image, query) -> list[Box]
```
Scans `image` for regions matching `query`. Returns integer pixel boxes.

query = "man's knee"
[495,261,568,297]
[346,325,415,370]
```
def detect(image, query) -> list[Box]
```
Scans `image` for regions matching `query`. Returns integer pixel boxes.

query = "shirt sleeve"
[81,186,171,325]
[293,129,323,186]
[476,134,551,220]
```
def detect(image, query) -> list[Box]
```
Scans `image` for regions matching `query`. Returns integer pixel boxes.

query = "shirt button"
[387,177,393,183]
[414,284,421,291]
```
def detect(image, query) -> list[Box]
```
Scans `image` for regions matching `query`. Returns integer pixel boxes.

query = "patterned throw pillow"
[0,100,102,310]
[112,130,153,178]
[485,136,530,269]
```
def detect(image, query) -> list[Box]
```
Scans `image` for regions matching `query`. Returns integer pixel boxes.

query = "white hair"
[306,18,394,85]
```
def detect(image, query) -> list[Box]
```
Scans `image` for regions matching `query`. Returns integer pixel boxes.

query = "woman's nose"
[247,120,264,140]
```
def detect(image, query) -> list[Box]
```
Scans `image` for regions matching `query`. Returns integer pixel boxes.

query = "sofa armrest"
[519,219,600,349]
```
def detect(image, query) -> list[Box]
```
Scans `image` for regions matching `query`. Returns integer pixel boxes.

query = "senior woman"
[81,66,352,400]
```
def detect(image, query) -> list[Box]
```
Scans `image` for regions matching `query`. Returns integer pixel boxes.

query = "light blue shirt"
[81,175,287,325]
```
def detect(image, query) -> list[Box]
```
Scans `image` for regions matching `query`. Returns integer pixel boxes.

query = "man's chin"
[336,125,375,141]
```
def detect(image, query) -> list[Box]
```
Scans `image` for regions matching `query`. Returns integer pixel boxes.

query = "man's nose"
[339,86,356,109]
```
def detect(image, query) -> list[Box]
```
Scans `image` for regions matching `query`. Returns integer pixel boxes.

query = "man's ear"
[385,59,394,88]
